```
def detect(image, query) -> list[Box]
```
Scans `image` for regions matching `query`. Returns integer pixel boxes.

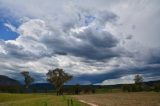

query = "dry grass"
[73,92,160,106]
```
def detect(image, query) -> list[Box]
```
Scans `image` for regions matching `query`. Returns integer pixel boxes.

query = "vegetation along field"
[0,93,86,106]
[73,92,160,106]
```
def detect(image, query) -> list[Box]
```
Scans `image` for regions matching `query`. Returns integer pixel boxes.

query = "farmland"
[73,92,160,106]
[0,92,160,106]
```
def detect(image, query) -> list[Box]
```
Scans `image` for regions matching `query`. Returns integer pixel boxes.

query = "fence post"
[67,99,70,106]
[44,102,47,106]
[71,99,73,106]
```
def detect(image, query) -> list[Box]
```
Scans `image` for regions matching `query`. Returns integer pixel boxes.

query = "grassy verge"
[0,93,86,106]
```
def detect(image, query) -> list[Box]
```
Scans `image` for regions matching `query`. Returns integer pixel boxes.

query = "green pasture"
[0,93,85,106]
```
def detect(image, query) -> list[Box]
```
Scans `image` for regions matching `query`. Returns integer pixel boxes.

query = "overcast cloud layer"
[0,0,160,85]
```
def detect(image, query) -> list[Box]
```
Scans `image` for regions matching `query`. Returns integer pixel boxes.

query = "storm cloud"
[0,0,160,85]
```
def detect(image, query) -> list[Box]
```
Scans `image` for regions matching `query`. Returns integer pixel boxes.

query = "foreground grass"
[73,92,160,106]
[0,93,85,106]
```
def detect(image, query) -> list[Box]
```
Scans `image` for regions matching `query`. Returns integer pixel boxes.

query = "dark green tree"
[46,68,73,96]
[21,71,34,88]
[134,74,144,91]
[154,82,160,92]
[134,75,143,85]
[74,83,81,94]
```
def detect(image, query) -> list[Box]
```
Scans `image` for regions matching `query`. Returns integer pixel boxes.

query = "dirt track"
[79,100,99,106]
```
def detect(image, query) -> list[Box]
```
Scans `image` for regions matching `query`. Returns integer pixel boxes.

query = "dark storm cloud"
[75,28,118,48]
[1,43,38,61]
[0,0,160,85]
[147,49,160,64]
[0,7,121,63]
[37,9,120,60]
[68,65,160,84]
[0,37,53,61]
[42,27,120,60]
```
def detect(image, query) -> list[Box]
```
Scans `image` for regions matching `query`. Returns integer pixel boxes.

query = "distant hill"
[0,75,20,86]
[30,80,160,88]
[92,80,160,91]
[144,80,160,86]
[31,83,55,91]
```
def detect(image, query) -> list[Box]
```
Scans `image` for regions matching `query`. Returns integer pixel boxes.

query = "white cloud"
[17,19,51,38]
[99,75,136,85]
[0,0,160,84]
[4,23,17,32]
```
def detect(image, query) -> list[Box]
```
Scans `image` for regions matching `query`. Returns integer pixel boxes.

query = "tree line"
[122,75,160,92]
[20,68,73,95]
[0,68,160,94]
[20,68,96,95]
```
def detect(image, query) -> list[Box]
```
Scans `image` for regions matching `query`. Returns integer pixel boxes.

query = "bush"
[154,83,160,92]
[0,85,21,93]
[122,84,144,92]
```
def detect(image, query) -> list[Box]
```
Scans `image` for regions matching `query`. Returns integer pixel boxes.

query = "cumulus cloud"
[0,0,160,84]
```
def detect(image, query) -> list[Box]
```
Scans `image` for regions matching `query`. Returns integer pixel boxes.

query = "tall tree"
[134,74,144,91]
[134,74,143,85]
[21,71,34,88]
[46,68,72,96]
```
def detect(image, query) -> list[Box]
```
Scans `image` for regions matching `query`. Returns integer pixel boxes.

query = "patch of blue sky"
[84,15,95,26]
[0,17,20,40]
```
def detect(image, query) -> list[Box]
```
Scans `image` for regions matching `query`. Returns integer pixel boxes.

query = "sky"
[0,0,160,85]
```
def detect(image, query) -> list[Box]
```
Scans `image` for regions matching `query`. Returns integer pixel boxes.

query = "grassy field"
[1,92,160,106]
[73,92,160,106]
[0,93,85,106]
